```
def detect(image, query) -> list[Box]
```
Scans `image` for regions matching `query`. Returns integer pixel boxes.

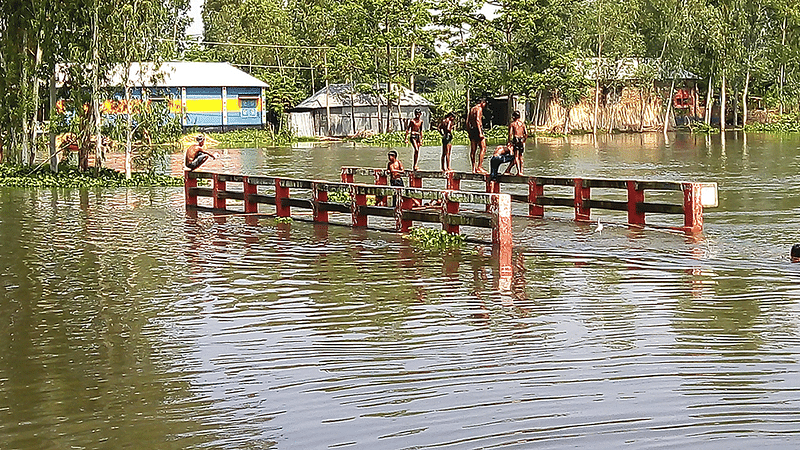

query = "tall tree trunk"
[29,37,43,166]
[92,0,103,171]
[663,77,677,134]
[125,86,133,178]
[324,52,331,136]
[704,72,713,126]
[779,16,787,116]
[49,70,58,172]
[720,73,726,131]
[409,42,416,92]
[742,70,750,126]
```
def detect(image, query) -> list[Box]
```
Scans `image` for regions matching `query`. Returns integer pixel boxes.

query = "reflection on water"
[3,132,800,449]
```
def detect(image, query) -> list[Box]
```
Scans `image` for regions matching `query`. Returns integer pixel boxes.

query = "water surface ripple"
[2,132,800,449]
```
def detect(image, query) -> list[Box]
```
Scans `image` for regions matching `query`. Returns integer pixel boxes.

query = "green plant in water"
[743,114,800,133]
[406,226,465,250]
[275,216,293,224]
[0,163,183,188]
[327,190,351,203]
[689,121,721,134]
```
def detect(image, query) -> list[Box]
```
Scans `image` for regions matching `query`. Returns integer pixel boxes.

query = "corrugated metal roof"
[578,58,700,81]
[105,61,269,88]
[293,83,433,110]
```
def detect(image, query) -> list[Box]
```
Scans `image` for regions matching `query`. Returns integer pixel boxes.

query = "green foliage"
[207,128,294,148]
[275,216,293,224]
[327,190,351,203]
[0,163,183,188]
[406,226,466,250]
[689,121,721,134]
[743,114,800,133]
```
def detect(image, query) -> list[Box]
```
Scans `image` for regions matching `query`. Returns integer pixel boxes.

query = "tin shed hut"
[106,62,270,130]
[289,83,433,137]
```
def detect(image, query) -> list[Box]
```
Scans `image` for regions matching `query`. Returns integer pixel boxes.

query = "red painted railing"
[341,167,718,233]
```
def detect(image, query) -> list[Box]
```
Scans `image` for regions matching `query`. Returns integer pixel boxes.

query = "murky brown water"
[3,131,800,449]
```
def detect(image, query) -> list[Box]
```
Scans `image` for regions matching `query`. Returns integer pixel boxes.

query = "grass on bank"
[0,163,183,189]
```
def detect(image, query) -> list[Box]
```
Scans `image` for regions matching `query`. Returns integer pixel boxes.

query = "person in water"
[505,110,527,176]
[185,135,217,171]
[489,143,515,181]
[404,109,424,171]
[438,112,455,172]
[466,99,488,174]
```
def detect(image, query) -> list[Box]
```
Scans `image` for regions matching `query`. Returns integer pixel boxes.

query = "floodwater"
[3,132,800,449]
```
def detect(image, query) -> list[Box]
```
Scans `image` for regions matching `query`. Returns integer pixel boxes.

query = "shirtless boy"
[404,109,424,171]
[437,112,455,172]
[185,135,217,171]
[489,143,515,181]
[505,110,527,176]
[466,99,488,174]
[387,150,405,187]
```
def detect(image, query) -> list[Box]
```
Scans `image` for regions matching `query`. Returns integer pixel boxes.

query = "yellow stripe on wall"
[185,99,224,113]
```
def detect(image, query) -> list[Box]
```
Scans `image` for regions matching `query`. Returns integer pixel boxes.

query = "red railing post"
[574,178,590,222]
[626,180,646,226]
[529,178,543,217]
[446,171,460,191]
[184,171,197,208]
[683,182,703,233]
[243,176,258,214]
[352,185,367,227]
[442,191,459,234]
[409,172,422,189]
[490,193,513,247]
[313,182,329,223]
[486,178,500,212]
[396,189,414,232]
[275,178,290,217]
[375,169,387,186]
[212,173,226,210]
[341,168,354,183]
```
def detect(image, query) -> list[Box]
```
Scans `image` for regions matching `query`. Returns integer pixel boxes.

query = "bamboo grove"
[2,0,800,166]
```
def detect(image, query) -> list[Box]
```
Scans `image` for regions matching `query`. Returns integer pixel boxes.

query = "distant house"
[289,83,433,137]
[531,58,702,132]
[98,62,269,130]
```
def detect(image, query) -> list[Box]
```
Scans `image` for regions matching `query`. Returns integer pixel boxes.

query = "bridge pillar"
[683,183,703,233]
[528,178,543,217]
[574,178,591,222]
[212,173,226,210]
[243,176,258,214]
[275,178,290,217]
[184,170,197,208]
[312,182,329,223]
[626,180,646,226]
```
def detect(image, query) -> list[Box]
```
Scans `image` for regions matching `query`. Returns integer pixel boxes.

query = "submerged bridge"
[185,168,718,238]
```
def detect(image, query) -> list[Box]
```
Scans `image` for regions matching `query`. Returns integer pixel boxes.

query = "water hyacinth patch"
[0,164,183,188]
[406,226,465,250]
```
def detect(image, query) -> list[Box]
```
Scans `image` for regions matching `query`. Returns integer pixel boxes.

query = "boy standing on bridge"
[467,99,488,175]
[438,112,455,172]
[504,111,527,176]
[404,109,424,171]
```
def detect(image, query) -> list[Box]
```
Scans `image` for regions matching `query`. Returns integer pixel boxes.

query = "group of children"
[390,103,528,184]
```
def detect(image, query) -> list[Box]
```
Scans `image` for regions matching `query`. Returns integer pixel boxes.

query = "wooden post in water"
[574,178,591,222]
[683,183,703,233]
[351,185,367,227]
[312,182,328,223]
[243,176,258,214]
[626,180,646,226]
[529,178,544,217]
[212,173,226,210]
[185,171,197,208]
[275,179,290,217]
[442,191,460,234]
